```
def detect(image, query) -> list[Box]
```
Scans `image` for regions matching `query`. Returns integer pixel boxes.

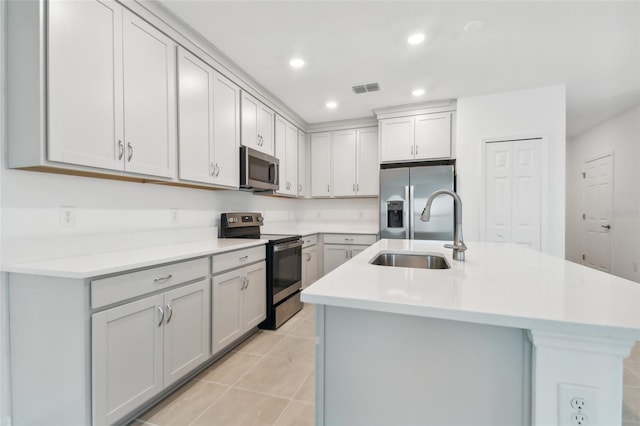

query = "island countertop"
[301,239,640,339]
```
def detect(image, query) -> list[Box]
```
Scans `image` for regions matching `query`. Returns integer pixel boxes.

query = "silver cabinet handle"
[127,142,133,162]
[157,306,164,327]
[411,145,414,155]
[210,162,215,176]
[601,225,611,229]
[327,184,330,193]
[357,183,359,191]
[166,304,173,323]
[306,252,312,262]
[239,255,249,261]
[118,140,124,160]
[298,184,302,192]
[215,163,220,177]
[344,238,354,242]
[353,183,355,192]
[415,145,419,155]
[154,274,173,283]
[349,249,353,258]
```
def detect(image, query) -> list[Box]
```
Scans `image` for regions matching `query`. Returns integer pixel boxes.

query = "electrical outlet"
[170,208,179,225]
[59,206,76,228]
[558,384,597,426]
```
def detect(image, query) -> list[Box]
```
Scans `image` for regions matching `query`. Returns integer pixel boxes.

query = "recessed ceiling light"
[464,20,484,32]
[326,101,338,109]
[412,88,425,97]
[289,58,305,68]
[407,33,426,45]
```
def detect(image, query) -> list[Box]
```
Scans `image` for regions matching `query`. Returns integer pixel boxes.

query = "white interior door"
[583,155,613,272]
[485,139,541,250]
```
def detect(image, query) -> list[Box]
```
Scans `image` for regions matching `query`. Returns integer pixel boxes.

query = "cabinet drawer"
[91,258,210,309]
[301,234,318,248]
[323,234,377,245]
[212,245,266,274]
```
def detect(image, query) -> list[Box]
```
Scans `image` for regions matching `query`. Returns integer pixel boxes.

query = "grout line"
[187,384,233,426]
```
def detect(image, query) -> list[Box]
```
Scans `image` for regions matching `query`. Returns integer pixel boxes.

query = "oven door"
[272,239,302,304]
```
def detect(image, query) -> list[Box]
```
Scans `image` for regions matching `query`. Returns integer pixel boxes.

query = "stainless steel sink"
[370,252,451,269]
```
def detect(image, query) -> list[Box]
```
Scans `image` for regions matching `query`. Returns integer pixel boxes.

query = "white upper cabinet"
[241,91,275,156]
[380,112,452,163]
[310,132,332,197]
[122,11,176,178]
[274,115,299,196]
[332,130,357,197]
[330,127,379,197]
[177,47,239,188]
[48,0,123,171]
[297,130,309,198]
[46,1,176,178]
[414,113,452,160]
[356,127,379,196]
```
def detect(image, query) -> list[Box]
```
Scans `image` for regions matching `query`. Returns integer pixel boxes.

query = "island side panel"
[9,274,91,425]
[321,305,531,426]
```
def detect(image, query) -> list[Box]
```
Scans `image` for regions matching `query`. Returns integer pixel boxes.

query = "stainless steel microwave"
[240,146,280,191]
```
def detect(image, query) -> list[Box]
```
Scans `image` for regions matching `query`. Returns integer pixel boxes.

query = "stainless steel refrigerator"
[380,164,455,240]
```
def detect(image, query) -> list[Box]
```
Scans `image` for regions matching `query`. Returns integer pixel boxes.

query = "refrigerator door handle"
[409,185,415,240]
[404,185,410,239]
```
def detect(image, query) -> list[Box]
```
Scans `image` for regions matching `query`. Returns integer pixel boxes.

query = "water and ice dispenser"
[386,200,404,228]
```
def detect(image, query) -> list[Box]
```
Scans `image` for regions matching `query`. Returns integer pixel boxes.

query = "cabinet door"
[298,130,309,198]
[257,103,275,156]
[163,279,211,387]
[122,11,176,177]
[356,127,379,196]
[92,294,164,426]
[212,269,243,354]
[285,122,299,196]
[48,0,124,171]
[311,132,332,197]
[243,262,267,330]
[212,71,240,188]
[414,112,451,159]
[275,115,288,193]
[302,246,318,289]
[177,47,214,184]
[241,91,259,150]
[380,117,415,162]
[332,130,357,197]
[323,245,349,275]
[350,246,367,259]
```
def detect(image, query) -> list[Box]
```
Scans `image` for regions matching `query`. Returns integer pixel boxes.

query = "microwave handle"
[271,163,279,186]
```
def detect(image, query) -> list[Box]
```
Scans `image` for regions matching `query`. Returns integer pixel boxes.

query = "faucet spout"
[421,189,467,261]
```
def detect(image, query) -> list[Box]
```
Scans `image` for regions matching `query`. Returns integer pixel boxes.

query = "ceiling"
[157,0,640,137]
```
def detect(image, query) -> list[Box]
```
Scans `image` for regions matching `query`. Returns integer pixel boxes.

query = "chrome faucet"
[420,189,467,261]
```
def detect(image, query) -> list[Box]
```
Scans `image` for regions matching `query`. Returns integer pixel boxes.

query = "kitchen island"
[301,239,640,425]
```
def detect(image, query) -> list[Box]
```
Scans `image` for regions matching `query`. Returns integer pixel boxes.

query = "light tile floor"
[133,304,316,426]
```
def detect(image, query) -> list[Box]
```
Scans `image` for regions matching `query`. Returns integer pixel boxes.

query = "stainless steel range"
[220,212,303,329]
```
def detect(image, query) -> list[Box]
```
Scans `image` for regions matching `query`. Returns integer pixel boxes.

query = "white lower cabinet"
[301,235,320,289]
[92,278,210,426]
[212,260,266,354]
[323,234,377,275]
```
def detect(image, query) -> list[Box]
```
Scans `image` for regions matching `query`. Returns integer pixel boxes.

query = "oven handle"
[272,239,303,252]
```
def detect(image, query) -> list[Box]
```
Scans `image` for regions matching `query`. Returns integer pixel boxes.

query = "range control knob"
[228,217,237,223]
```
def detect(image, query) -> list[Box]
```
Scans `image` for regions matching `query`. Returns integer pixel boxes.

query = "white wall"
[456,85,566,257]
[566,105,640,282]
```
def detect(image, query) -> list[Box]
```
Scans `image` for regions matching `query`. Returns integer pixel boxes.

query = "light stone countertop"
[301,239,640,338]
[261,221,379,237]
[1,239,266,279]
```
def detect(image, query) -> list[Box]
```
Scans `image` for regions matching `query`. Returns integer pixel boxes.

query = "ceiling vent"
[352,82,380,94]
